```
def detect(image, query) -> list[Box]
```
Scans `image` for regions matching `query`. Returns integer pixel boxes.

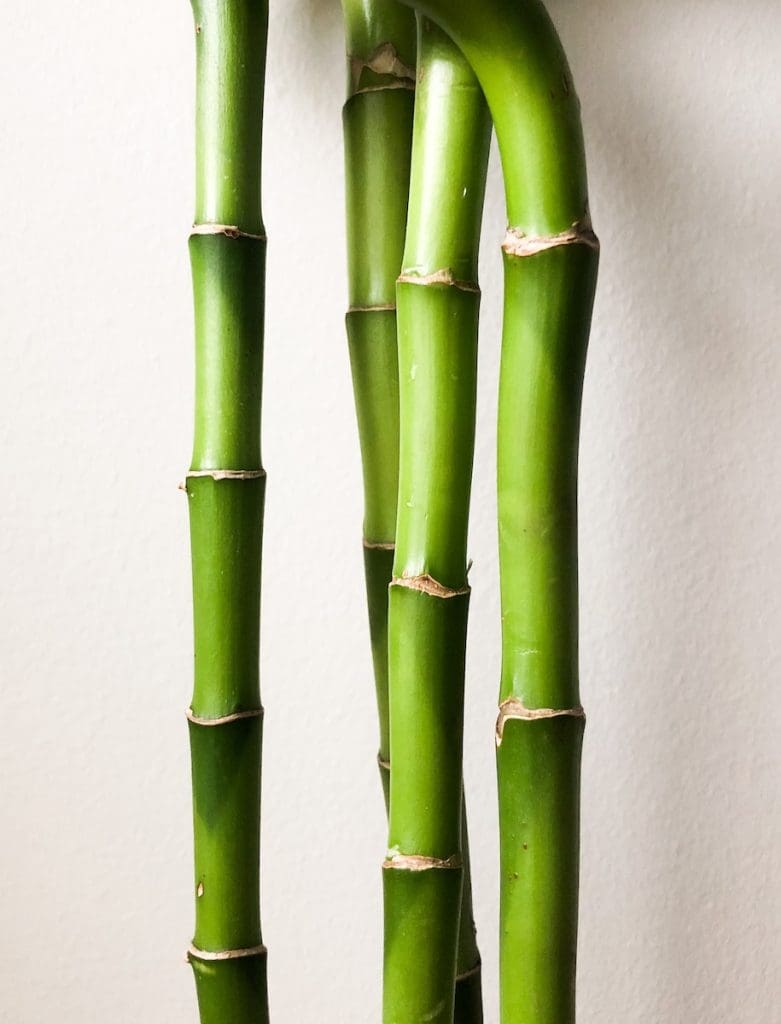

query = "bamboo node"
[348,303,397,314]
[363,539,395,551]
[502,220,600,258]
[187,943,267,963]
[353,81,416,96]
[495,698,585,745]
[186,469,266,482]
[350,42,416,91]
[383,852,462,872]
[190,223,266,241]
[397,268,480,294]
[186,707,264,727]
[455,961,482,983]
[391,574,469,600]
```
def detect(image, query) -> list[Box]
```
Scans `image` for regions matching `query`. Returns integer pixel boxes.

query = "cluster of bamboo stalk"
[183,1,597,1023]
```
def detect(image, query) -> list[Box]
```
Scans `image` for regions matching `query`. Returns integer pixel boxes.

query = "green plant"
[181,2,597,1022]
[383,17,490,1024]
[394,3,599,1022]
[185,3,270,1022]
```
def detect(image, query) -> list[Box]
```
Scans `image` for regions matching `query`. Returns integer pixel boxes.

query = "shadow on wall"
[562,2,778,1021]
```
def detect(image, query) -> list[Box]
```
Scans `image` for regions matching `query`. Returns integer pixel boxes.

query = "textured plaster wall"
[0,2,778,1021]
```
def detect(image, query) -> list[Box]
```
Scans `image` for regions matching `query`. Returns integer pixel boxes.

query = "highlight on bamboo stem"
[383,17,491,1024]
[185,3,270,1023]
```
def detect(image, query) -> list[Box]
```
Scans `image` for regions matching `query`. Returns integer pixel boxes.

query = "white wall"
[0,2,778,1020]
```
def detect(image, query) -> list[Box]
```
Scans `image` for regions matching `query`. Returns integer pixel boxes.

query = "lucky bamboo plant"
[182,1,597,1022]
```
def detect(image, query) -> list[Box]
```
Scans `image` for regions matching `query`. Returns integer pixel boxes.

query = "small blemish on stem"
[196,882,204,897]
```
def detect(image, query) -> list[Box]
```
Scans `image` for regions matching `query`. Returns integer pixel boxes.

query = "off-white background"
[1,2,779,1021]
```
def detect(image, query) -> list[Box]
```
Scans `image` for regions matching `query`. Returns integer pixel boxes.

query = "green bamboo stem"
[342,7,484,1020]
[384,20,491,1024]
[398,2,599,1021]
[342,0,416,776]
[185,3,269,1022]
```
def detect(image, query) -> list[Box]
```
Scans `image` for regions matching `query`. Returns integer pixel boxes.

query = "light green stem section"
[385,19,490,1024]
[186,2,269,1021]
[397,3,599,1022]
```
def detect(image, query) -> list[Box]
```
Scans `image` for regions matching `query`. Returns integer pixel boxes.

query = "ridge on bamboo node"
[190,223,267,241]
[383,852,462,872]
[495,697,585,745]
[455,962,482,983]
[363,539,396,551]
[502,220,599,258]
[397,268,479,293]
[186,469,266,481]
[186,707,264,727]
[391,574,469,600]
[187,943,267,963]
[353,81,416,95]
[348,303,397,313]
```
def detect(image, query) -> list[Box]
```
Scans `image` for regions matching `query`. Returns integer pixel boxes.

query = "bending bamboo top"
[399,0,591,235]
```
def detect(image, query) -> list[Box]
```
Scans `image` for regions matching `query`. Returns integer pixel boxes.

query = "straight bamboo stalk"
[398,3,599,1021]
[384,19,491,1024]
[341,6,485,1020]
[185,3,270,1022]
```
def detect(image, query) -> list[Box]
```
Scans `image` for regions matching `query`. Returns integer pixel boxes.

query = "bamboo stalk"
[398,3,599,1021]
[384,19,491,1024]
[185,3,269,1022]
[341,6,484,1020]
[342,0,416,788]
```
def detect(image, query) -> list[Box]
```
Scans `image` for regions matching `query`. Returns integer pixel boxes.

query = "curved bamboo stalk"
[398,2,599,1021]
[384,19,491,1024]
[185,3,270,1022]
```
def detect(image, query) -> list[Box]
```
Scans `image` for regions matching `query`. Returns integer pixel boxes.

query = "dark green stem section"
[385,19,490,1024]
[343,0,415,767]
[397,3,599,1021]
[186,3,269,1022]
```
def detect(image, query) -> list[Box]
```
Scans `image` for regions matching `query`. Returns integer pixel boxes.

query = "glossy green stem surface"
[342,8,483,1020]
[398,0,589,235]
[397,3,599,1021]
[186,3,269,1022]
[385,20,490,1024]
[496,245,596,1024]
